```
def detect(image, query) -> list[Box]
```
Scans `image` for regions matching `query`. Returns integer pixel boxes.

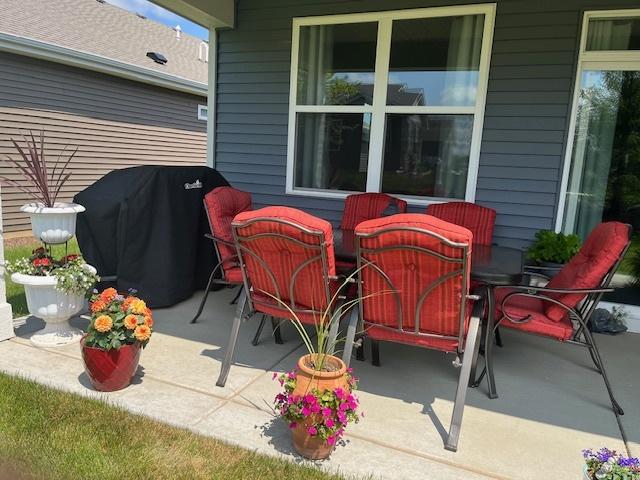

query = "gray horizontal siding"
[217,0,640,248]
[0,52,207,232]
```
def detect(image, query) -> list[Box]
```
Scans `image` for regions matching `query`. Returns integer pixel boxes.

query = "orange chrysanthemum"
[121,296,136,312]
[90,299,107,313]
[94,315,113,333]
[143,315,154,327]
[100,287,118,303]
[131,299,147,315]
[134,324,151,342]
[124,314,139,330]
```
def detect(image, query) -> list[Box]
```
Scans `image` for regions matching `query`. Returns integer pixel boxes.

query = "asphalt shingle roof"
[0,0,208,85]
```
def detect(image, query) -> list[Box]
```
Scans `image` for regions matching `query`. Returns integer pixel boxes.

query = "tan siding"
[0,52,207,232]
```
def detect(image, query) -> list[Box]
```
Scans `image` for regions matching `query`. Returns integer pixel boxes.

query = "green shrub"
[631,249,640,287]
[527,230,582,264]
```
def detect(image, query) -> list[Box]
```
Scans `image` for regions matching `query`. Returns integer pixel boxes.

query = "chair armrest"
[204,233,236,249]
[494,284,614,295]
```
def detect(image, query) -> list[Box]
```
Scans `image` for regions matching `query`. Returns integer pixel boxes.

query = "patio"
[0,287,637,480]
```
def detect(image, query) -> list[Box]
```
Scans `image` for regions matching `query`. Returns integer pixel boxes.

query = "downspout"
[0,187,15,341]
[206,28,217,168]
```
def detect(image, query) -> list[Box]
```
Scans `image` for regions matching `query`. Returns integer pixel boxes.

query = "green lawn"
[0,373,345,480]
[3,239,80,318]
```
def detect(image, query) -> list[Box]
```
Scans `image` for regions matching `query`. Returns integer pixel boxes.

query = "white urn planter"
[11,265,96,347]
[21,202,85,244]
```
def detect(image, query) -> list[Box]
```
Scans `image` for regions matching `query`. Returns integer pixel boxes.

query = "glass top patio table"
[333,229,524,285]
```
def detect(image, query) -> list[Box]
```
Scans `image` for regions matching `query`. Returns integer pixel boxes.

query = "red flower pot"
[81,338,141,392]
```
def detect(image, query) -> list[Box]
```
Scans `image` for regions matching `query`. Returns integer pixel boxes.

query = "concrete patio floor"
[0,287,638,480]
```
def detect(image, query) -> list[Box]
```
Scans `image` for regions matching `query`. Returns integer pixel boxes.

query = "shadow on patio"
[4,287,639,480]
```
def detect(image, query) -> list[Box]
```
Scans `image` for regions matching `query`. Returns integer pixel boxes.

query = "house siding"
[0,51,207,232]
[217,0,639,249]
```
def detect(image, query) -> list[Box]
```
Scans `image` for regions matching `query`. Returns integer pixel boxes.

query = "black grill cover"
[74,165,229,307]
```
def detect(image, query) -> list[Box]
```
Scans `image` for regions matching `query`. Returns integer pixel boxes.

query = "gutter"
[0,31,208,97]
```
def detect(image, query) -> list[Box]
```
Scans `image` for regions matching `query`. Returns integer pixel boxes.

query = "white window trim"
[555,9,640,231]
[197,104,208,121]
[285,4,496,206]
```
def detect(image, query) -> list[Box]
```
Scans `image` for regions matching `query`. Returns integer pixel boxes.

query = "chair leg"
[445,313,482,452]
[271,317,283,344]
[371,339,380,367]
[190,266,219,324]
[251,315,267,346]
[216,290,247,388]
[494,327,503,347]
[327,305,342,356]
[583,328,624,416]
[341,307,359,368]
[229,287,242,305]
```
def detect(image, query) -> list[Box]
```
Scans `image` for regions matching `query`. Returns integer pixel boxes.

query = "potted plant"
[0,130,84,244]
[269,279,364,460]
[6,247,99,347]
[81,288,154,392]
[527,230,582,268]
[583,448,640,479]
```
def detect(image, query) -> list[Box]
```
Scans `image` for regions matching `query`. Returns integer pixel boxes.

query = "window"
[558,10,640,305]
[197,104,208,121]
[286,5,495,203]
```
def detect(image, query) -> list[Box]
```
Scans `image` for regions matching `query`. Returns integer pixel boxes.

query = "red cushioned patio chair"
[353,214,485,452]
[191,186,252,323]
[340,193,408,230]
[479,222,631,416]
[216,206,358,388]
[426,201,496,246]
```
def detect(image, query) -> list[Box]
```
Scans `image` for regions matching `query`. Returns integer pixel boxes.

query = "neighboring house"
[0,0,209,233]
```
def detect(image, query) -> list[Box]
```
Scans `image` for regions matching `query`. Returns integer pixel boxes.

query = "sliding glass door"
[561,11,640,304]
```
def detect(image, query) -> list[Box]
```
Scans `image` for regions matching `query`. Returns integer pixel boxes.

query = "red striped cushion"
[426,202,496,246]
[204,187,252,283]
[356,214,473,352]
[544,222,630,322]
[233,206,336,319]
[340,193,408,230]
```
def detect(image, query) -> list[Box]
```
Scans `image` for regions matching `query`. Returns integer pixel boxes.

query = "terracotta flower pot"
[81,338,141,392]
[290,354,350,460]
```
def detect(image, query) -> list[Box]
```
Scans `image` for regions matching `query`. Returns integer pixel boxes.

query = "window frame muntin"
[285,3,497,206]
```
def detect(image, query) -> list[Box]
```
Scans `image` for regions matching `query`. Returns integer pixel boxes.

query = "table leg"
[484,285,498,399]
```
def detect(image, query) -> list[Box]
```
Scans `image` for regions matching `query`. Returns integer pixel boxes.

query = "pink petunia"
[307,426,317,436]
[333,388,345,400]
[289,422,297,429]
[311,404,321,414]
[272,372,278,380]
[322,407,332,417]
[287,371,296,379]
[337,412,347,423]
[304,394,316,405]
[301,407,311,416]
[339,402,349,411]
[325,418,335,428]
[326,435,336,446]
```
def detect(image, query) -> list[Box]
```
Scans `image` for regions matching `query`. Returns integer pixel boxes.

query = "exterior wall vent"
[146,52,167,65]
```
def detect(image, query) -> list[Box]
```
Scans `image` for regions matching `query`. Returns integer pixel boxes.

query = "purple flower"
[287,371,296,379]
[272,372,278,380]
[619,457,640,468]
[307,426,317,436]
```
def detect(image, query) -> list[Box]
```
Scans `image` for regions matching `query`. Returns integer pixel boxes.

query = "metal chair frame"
[216,216,357,388]
[353,225,483,451]
[480,224,632,417]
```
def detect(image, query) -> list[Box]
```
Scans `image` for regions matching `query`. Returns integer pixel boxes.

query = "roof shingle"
[0,0,208,85]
